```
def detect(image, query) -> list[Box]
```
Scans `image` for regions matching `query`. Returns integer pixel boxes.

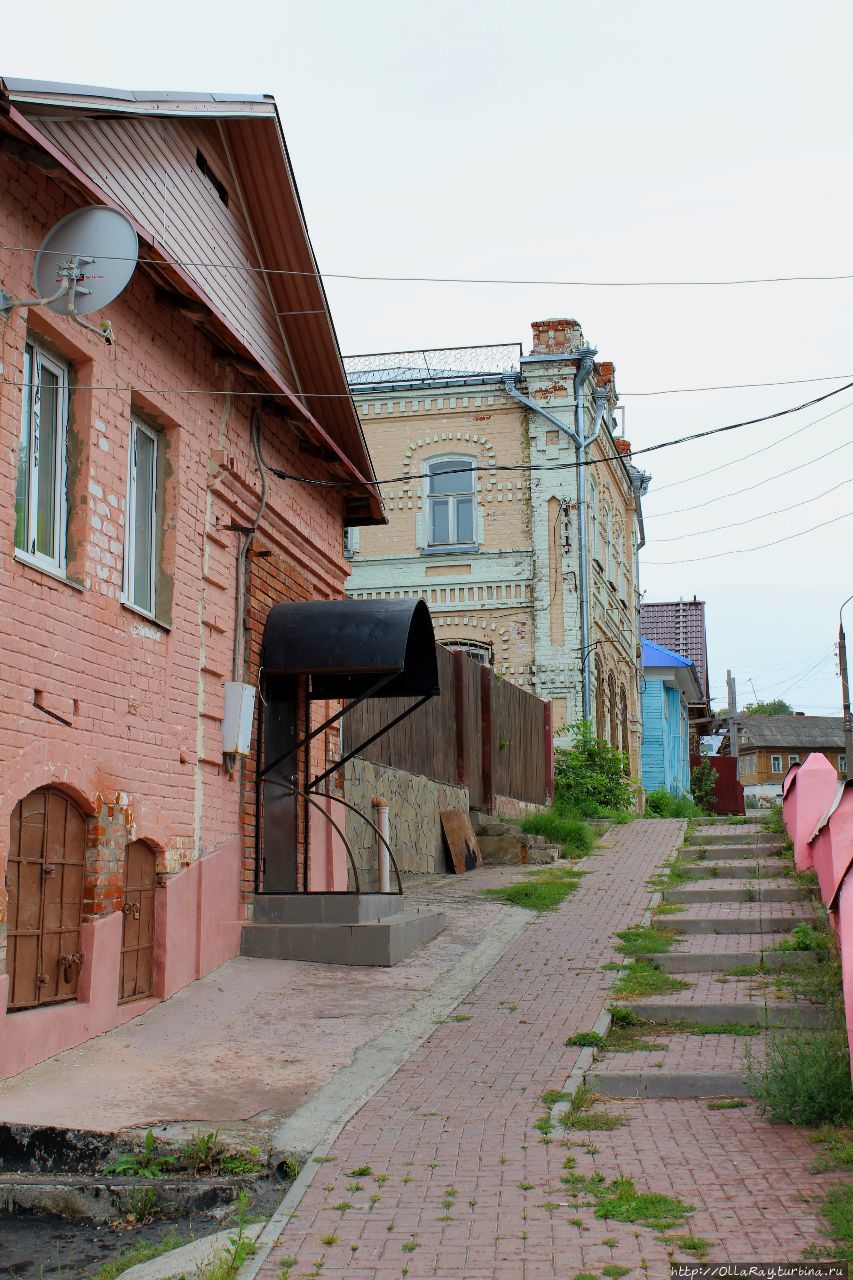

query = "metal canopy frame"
[256,598,440,894]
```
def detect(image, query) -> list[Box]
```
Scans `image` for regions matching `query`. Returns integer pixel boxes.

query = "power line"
[649,401,853,495]
[2,241,852,286]
[644,417,853,518]
[619,373,853,398]
[642,509,853,565]
[652,477,852,542]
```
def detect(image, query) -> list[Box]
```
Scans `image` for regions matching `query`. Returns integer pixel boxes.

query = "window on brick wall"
[15,339,69,574]
[427,457,476,547]
[444,639,492,665]
[123,416,161,616]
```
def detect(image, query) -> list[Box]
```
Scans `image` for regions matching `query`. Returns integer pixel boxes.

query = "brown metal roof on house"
[0,77,383,525]
[738,715,845,750]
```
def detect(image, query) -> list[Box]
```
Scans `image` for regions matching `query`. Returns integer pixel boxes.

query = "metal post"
[840,594,853,779]
[727,670,739,767]
[372,796,391,893]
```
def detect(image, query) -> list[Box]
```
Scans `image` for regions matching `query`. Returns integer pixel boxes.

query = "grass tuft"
[809,1127,853,1173]
[483,864,582,912]
[88,1234,184,1280]
[616,925,677,955]
[747,1024,853,1126]
[612,960,692,1000]
[520,810,594,857]
[565,1030,606,1049]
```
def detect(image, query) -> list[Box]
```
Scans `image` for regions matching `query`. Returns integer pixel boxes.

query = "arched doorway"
[120,841,157,1002]
[6,789,86,1010]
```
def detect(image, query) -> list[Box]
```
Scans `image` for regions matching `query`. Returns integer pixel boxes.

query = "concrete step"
[685,842,785,860]
[671,902,816,934]
[618,997,824,1028]
[250,892,405,925]
[686,832,782,848]
[663,880,803,904]
[240,907,446,967]
[588,1069,751,1099]
[680,859,787,880]
[653,947,818,974]
[477,833,561,866]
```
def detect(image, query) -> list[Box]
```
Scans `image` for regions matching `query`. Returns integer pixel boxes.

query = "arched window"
[620,683,630,769]
[608,672,619,748]
[426,457,476,547]
[443,639,492,666]
[7,788,86,1010]
[594,657,605,736]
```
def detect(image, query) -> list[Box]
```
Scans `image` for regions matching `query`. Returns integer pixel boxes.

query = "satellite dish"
[33,205,138,315]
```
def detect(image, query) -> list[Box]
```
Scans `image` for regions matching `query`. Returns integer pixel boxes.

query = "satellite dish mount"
[0,205,139,345]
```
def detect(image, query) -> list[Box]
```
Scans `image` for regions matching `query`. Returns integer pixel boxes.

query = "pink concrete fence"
[782,753,853,1078]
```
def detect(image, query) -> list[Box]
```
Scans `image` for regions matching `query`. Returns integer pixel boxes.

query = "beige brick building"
[344,319,650,776]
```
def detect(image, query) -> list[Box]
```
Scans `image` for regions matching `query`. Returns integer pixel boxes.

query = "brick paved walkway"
[250,819,841,1279]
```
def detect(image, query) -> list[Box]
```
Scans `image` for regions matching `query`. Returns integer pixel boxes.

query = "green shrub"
[520,810,594,857]
[645,790,701,819]
[690,758,718,814]
[746,1024,853,1126]
[553,721,634,817]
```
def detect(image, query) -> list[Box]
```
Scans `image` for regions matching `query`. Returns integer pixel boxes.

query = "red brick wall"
[0,153,348,970]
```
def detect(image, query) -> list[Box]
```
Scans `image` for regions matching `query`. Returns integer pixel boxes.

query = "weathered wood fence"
[344,645,553,810]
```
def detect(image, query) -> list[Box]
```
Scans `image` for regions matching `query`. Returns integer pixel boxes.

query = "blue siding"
[642,678,691,796]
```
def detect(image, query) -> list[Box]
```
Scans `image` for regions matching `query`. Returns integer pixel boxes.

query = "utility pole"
[840,595,853,780]
[727,670,739,766]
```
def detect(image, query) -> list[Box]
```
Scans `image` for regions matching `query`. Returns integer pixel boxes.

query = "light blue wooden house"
[641,638,704,796]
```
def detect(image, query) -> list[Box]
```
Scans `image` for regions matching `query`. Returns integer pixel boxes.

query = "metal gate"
[119,841,157,1002]
[6,789,86,1010]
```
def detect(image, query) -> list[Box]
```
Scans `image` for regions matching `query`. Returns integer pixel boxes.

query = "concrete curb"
[121,1222,264,1280]
[587,1070,751,1099]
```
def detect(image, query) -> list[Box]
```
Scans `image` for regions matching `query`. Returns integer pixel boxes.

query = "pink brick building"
[0,78,381,1078]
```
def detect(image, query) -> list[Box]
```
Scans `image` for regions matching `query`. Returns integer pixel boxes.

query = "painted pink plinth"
[0,839,244,1081]
[783,753,840,871]
[838,874,853,1083]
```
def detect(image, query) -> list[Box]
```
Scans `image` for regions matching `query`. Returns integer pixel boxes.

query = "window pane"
[15,345,32,551]
[132,428,156,612]
[455,496,474,543]
[430,498,450,544]
[429,460,473,495]
[35,366,59,559]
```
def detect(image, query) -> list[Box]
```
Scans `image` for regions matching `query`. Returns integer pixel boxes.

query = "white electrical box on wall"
[223,681,256,755]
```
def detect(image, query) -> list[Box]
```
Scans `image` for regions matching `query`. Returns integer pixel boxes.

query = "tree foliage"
[742,699,794,716]
[690,757,718,813]
[553,721,634,816]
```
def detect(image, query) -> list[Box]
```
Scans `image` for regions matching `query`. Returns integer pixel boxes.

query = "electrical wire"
[3,240,845,286]
[644,420,853,519]
[775,651,838,699]
[619,373,853,397]
[2,242,851,287]
[649,400,853,495]
[642,509,853,565]
[652,477,852,542]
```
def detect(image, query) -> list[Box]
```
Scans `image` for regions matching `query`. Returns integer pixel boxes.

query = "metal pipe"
[573,350,597,720]
[840,594,853,778]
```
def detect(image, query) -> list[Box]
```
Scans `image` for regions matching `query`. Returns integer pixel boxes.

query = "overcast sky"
[4,0,851,714]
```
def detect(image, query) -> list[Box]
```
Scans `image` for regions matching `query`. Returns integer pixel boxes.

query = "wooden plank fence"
[343,644,552,810]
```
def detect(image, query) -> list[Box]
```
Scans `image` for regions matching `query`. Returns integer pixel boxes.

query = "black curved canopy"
[262,597,439,699]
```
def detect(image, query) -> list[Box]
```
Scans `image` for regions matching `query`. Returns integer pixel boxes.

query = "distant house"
[640,598,711,751]
[641,639,704,797]
[722,715,848,801]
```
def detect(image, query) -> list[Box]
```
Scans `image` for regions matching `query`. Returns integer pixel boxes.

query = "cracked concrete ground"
[0,868,534,1151]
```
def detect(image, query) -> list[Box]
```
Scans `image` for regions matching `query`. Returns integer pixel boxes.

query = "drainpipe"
[503,344,601,720]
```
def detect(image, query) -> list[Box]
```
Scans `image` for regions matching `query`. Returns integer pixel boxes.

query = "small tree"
[553,721,634,816]
[742,699,794,716]
[690,757,718,814]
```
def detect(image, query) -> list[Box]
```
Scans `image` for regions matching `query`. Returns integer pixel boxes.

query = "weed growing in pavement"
[192,1191,257,1280]
[809,1127,853,1173]
[573,1273,598,1280]
[747,1024,853,1126]
[653,903,685,916]
[558,1084,627,1132]
[663,1235,713,1258]
[706,1099,749,1110]
[565,1030,606,1049]
[103,1130,177,1179]
[483,864,582,912]
[182,1130,226,1174]
[602,1266,631,1279]
[88,1232,184,1280]
[125,1187,160,1224]
[612,961,692,1000]
[520,810,595,857]
[729,964,762,977]
[277,1260,298,1278]
[332,1202,353,1213]
[815,1183,853,1263]
[541,1089,571,1107]
[401,1237,419,1252]
[560,1171,694,1230]
[320,1234,339,1247]
[348,1165,372,1176]
[616,925,677,955]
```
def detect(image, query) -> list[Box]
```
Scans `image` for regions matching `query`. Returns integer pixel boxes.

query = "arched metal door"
[6,789,86,1010]
[119,841,157,1002]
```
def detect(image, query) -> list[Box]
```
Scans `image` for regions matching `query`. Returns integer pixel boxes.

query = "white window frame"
[771,754,782,774]
[603,503,613,581]
[588,480,599,564]
[841,754,848,774]
[788,754,800,767]
[123,416,160,617]
[425,455,477,548]
[444,640,492,666]
[15,340,69,576]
